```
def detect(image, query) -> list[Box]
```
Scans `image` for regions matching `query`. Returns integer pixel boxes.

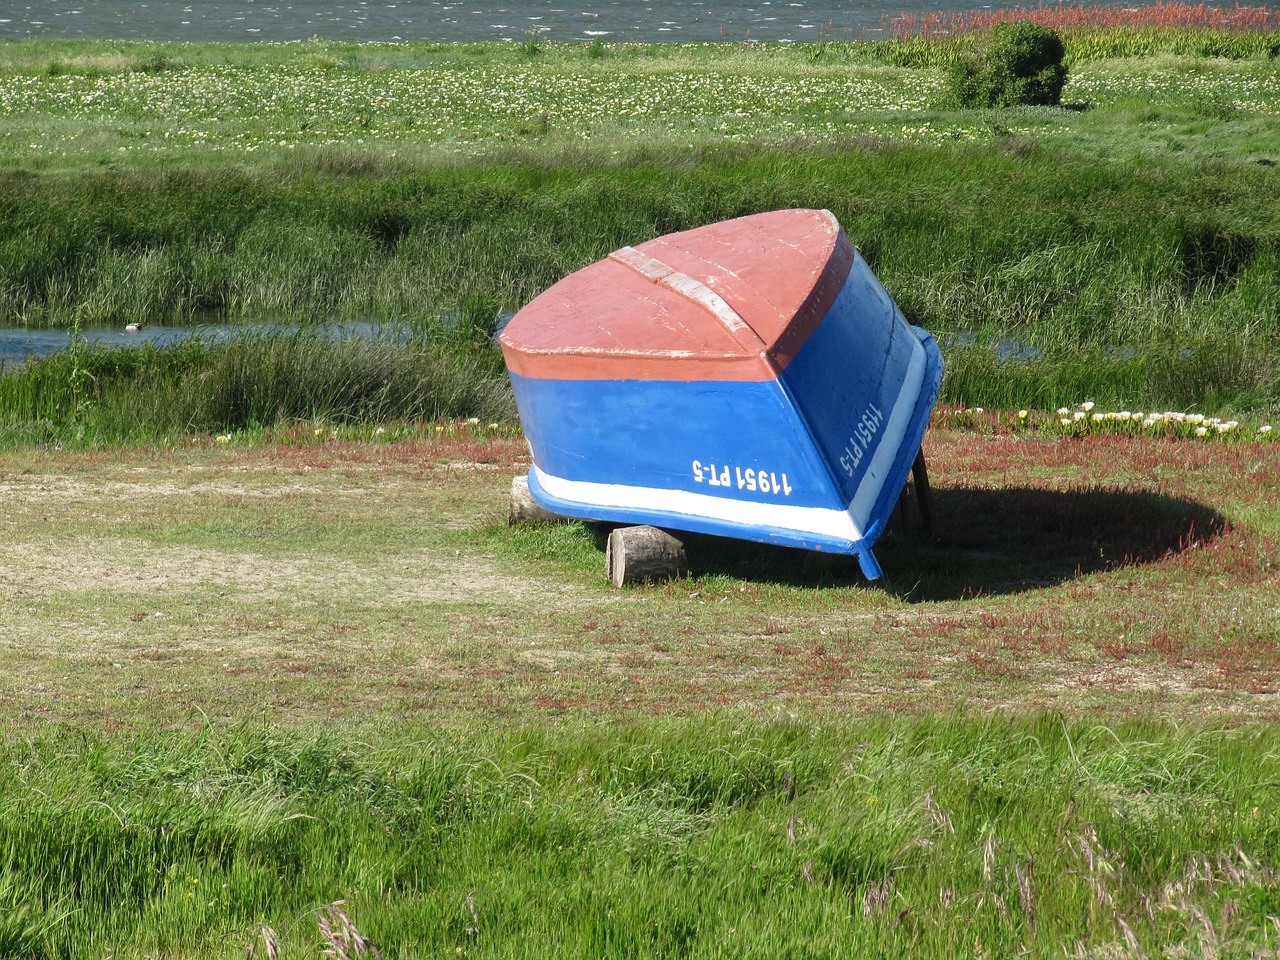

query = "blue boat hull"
[509,257,943,579]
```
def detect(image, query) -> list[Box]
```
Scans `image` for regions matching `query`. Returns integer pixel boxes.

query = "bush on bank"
[945,22,1069,107]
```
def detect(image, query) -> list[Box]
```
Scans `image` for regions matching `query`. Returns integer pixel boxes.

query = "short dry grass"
[2,424,1275,732]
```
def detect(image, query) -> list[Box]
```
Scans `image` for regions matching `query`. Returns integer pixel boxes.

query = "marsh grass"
[4,716,1279,958]
[0,332,514,444]
[3,136,1279,420]
[2,37,1280,417]
[941,336,1280,412]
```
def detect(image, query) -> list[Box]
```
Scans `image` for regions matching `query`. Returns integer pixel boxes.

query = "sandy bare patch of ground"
[0,449,601,686]
[1,433,1276,724]
[0,472,395,503]
[0,538,582,607]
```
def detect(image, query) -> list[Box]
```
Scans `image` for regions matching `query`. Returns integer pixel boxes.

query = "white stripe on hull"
[848,330,927,532]
[533,464,864,543]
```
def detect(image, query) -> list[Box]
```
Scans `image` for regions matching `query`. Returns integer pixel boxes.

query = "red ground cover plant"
[884,2,1280,39]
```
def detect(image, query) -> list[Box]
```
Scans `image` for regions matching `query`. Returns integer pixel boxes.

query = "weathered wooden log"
[508,475,564,525]
[606,525,688,587]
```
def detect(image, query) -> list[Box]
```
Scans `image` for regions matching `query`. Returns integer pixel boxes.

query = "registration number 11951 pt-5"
[692,461,793,497]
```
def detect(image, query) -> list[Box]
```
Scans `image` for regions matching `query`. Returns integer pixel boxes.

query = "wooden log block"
[606,525,688,587]
[509,475,564,525]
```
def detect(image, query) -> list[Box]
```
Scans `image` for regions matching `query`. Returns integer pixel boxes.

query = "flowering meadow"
[0,60,942,157]
[3,35,1280,164]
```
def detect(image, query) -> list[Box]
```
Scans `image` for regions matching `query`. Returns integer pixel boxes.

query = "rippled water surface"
[0,321,397,368]
[1,0,987,43]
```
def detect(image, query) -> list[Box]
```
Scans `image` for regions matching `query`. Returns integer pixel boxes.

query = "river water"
[0,321,404,369]
[2,0,997,44]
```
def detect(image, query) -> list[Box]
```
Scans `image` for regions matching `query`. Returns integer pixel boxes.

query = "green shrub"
[945,21,1068,108]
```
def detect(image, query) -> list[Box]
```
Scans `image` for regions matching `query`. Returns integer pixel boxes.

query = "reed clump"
[0,332,514,444]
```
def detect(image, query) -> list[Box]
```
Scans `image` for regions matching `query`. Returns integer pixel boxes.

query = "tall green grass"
[943,337,1280,412]
[4,127,1278,338]
[6,142,1277,416]
[3,37,1280,430]
[3,715,1279,957]
[0,333,514,445]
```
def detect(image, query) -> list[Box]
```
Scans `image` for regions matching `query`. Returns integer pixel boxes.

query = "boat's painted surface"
[500,209,943,579]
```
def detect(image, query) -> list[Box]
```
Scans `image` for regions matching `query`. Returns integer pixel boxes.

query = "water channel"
[0,320,394,371]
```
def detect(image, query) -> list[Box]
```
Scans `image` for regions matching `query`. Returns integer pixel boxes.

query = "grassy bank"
[4,716,1280,959]
[1,147,1278,417]
[1,424,1278,956]
[2,35,1280,418]
[0,333,515,445]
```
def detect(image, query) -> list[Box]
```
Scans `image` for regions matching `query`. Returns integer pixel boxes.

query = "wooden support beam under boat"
[894,447,935,537]
[606,525,688,587]
[912,448,934,536]
[509,475,565,525]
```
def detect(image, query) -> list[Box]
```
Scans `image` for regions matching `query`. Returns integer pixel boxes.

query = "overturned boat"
[499,208,943,580]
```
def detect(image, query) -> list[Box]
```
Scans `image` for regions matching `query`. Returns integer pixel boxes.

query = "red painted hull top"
[500,208,854,382]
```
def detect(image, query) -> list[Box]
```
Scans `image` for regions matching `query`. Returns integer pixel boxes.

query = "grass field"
[2,22,1280,958]
[3,35,1280,164]
[1,425,1278,957]
[2,34,1280,417]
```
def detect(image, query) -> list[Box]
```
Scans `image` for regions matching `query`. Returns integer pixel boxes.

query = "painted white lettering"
[841,400,885,480]
[690,459,794,498]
